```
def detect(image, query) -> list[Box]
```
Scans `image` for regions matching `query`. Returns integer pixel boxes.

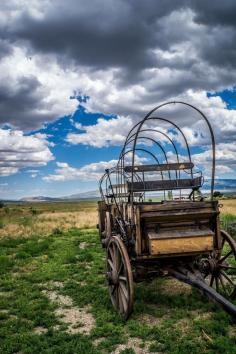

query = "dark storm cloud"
[0,76,55,130]
[191,0,236,27]
[0,40,12,61]
[11,0,177,70]
[1,0,236,130]
[7,0,235,72]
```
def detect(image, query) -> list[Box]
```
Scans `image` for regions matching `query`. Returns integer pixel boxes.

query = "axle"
[168,268,236,319]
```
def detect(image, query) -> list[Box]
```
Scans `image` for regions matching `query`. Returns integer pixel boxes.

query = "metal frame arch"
[125,128,181,179]
[129,116,194,206]
[117,147,166,201]
[130,101,215,199]
[121,117,192,167]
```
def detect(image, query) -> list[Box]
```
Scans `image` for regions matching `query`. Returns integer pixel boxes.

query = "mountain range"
[18,179,236,202]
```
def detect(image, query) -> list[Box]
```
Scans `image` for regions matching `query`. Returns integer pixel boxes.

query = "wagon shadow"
[134,277,217,319]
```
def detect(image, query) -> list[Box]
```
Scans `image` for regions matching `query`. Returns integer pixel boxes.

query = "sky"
[1,0,236,199]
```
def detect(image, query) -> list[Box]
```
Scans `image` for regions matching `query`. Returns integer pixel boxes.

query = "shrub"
[4,206,10,214]
[30,208,38,216]
[52,227,63,236]
[19,216,33,227]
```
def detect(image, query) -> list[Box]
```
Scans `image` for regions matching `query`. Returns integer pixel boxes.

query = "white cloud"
[0,128,54,176]
[43,153,147,182]
[67,115,133,147]
[43,160,118,182]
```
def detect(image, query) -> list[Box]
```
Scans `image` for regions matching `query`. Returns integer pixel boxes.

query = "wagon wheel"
[106,236,134,320]
[206,230,236,299]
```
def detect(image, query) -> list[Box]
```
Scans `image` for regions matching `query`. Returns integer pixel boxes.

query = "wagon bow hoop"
[130,101,216,202]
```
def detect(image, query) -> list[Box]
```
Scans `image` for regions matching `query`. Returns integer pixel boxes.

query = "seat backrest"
[127,176,202,192]
[124,162,194,173]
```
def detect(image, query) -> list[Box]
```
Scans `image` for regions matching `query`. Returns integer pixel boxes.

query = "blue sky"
[1,1,236,199]
[1,91,235,200]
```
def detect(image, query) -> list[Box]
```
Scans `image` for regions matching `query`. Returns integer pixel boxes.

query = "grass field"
[0,201,97,238]
[0,200,236,353]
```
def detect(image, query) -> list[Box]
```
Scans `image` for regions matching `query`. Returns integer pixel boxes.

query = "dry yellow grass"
[1,198,236,239]
[0,208,98,238]
[221,199,236,216]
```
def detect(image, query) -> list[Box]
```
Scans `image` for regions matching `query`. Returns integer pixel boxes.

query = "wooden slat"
[106,192,142,198]
[140,211,217,223]
[149,234,213,255]
[124,162,194,172]
[141,208,216,218]
[108,183,127,189]
[127,177,202,192]
[148,228,214,240]
[139,201,214,213]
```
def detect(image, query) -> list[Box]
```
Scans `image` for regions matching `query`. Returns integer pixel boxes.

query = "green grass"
[0,227,236,354]
[221,213,236,239]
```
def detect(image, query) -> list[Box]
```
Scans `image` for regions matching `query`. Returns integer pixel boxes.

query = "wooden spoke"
[108,258,115,271]
[215,277,219,292]
[119,275,127,282]
[220,270,235,285]
[106,236,134,320]
[210,274,214,287]
[119,280,129,300]
[219,274,228,296]
[219,250,233,263]
[219,265,236,271]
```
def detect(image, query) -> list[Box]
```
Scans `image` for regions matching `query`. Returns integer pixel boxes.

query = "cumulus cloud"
[67,115,133,147]
[1,0,236,190]
[1,1,236,131]
[43,160,118,182]
[0,128,54,176]
[66,91,236,150]
[0,46,79,130]
[43,153,147,182]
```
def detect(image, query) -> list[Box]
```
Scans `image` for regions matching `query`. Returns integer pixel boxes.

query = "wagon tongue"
[168,268,236,319]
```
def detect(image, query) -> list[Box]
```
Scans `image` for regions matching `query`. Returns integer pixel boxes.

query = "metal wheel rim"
[106,236,134,320]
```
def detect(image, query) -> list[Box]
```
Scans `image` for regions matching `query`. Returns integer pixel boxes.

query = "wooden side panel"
[149,235,213,255]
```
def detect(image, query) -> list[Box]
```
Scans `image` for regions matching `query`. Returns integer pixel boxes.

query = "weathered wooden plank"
[124,162,194,172]
[145,220,210,229]
[108,183,127,189]
[141,209,216,218]
[149,235,213,255]
[139,201,215,212]
[127,177,202,192]
[140,212,216,223]
[148,228,214,240]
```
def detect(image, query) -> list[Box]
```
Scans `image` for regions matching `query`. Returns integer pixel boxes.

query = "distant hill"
[63,190,100,200]
[18,179,236,202]
[20,196,62,202]
[20,190,100,202]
